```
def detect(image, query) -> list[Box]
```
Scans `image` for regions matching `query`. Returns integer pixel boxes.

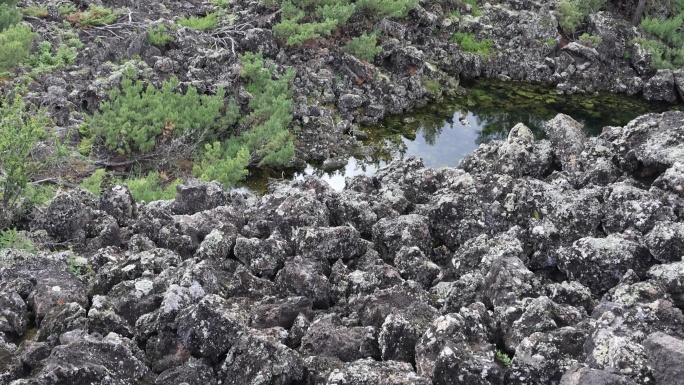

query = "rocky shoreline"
[1,110,683,384]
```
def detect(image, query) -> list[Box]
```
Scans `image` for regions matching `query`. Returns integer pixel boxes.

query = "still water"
[246,80,679,192]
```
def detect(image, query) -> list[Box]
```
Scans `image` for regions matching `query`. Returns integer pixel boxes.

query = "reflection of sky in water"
[401,111,481,169]
[296,111,482,191]
[294,157,387,191]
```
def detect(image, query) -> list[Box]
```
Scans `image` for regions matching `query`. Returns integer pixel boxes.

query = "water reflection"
[294,157,387,191]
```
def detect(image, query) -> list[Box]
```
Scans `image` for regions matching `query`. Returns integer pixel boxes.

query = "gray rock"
[300,314,378,362]
[643,332,684,385]
[543,114,587,174]
[559,365,637,385]
[643,69,677,103]
[0,291,27,336]
[234,233,291,279]
[645,221,684,263]
[325,358,431,385]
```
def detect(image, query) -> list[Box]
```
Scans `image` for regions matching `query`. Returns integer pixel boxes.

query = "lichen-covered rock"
[218,330,305,385]
[642,69,677,102]
[175,294,247,362]
[99,185,137,227]
[543,114,586,174]
[30,189,98,243]
[372,214,432,263]
[644,221,684,263]
[300,314,378,362]
[295,226,367,263]
[250,296,312,329]
[557,234,653,295]
[0,291,27,337]
[275,255,333,308]
[27,332,150,385]
[643,332,684,385]
[169,180,227,215]
[326,358,432,385]
[559,365,637,385]
[484,255,540,308]
[602,182,674,234]
[35,303,88,344]
[234,233,291,279]
[154,357,217,385]
[394,246,441,289]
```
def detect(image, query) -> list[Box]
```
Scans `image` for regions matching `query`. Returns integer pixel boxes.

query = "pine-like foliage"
[273,0,355,45]
[0,24,35,74]
[556,0,607,34]
[194,52,295,186]
[0,90,47,210]
[343,31,382,62]
[0,0,20,32]
[89,68,236,155]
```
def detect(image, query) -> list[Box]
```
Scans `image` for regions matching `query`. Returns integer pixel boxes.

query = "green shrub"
[88,68,235,155]
[66,5,117,27]
[23,5,48,18]
[496,350,512,367]
[0,90,48,210]
[58,4,78,16]
[450,32,493,57]
[356,0,418,19]
[273,0,351,46]
[0,24,35,74]
[578,33,602,48]
[147,24,174,46]
[26,40,79,76]
[0,0,20,32]
[556,0,607,34]
[178,12,219,31]
[79,168,106,195]
[343,31,381,62]
[124,171,180,202]
[194,52,295,186]
[0,228,37,252]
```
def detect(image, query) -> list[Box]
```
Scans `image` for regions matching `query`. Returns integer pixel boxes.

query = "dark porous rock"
[642,69,677,103]
[240,28,278,58]
[327,191,378,237]
[99,185,137,227]
[356,281,438,329]
[557,234,653,295]
[84,211,121,250]
[644,221,684,263]
[88,294,134,338]
[169,179,226,215]
[643,332,684,385]
[559,364,637,385]
[31,189,98,243]
[648,260,684,307]
[372,214,432,263]
[218,330,304,385]
[234,233,292,279]
[602,182,674,234]
[338,93,365,111]
[415,303,496,378]
[484,255,540,308]
[431,341,505,385]
[175,294,248,362]
[275,255,332,308]
[543,281,595,313]
[300,314,378,362]
[394,246,441,290]
[449,232,525,280]
[0,290,27,336]
[653,161,684,198]
[543,113,587,174]
[378,313,425,364]
[224,264,281,299]
[28,272,88,326]
[438,273,486,313]
[195,226,238,262]
[303,355,345,385]
[330,251,405,301]
[155,357,217,385]
[295,226,367,264]
[27,332,149,384]
[144,331,190,374]
[35,303,87,345]
[250,296,313,329]
[507,327,589,385]
[325,358,431,385]
[497,296,587,352]
[600,111,684,177]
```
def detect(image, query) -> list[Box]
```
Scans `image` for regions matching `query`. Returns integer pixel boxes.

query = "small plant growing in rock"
[0,228,37,252]
[177,12,219,31]
[556,0,607,35]
[578,33,602,48]
[147,24,174,47]
[23,5,48,18]
[450,32,493,58]
[496,350,512,367]
[0,24,35,74]
[66,5,117,28]
[343,32,381,62]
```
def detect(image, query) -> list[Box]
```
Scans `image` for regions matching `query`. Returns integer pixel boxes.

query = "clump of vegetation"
[578,33,602,48]
[422,76,442,97]
[0,24,35,74]
[66,5,117,27]
[23,5,48,18]
[556,0,607,34]
[0,228,37,252]
[80,169,180,202]
[273,0,354,46]
[147,24,174,47]
[177,12,219,31]
[26,39,82,77]
[58,4,78,16]
[496,350,512,367]
[638,5,684,69]
[356,0,418,19]
[450,32,493,58]
[88,67,236,155]
[0,90,48,223]
[343,32,381,62]
[194,52,296,186]
[0,0,21,32]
